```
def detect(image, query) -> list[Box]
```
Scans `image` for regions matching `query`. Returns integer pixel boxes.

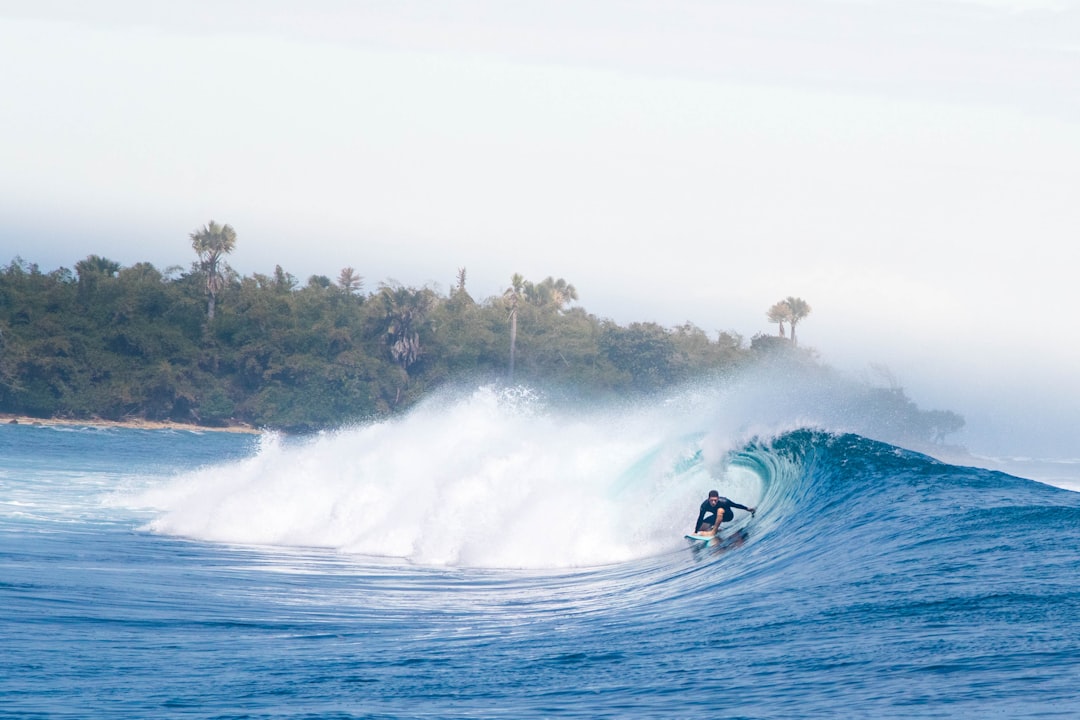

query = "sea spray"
[130,385,763,568]
[127,363,997,569]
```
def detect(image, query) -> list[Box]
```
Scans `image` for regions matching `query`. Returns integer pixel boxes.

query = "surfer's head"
[708,490,719,504]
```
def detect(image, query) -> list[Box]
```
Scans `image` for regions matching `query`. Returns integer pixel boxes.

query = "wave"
[9,388,1080,719]
[122,381,1077,571]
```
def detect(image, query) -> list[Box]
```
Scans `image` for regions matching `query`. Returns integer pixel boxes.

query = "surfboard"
[685,532,716,542]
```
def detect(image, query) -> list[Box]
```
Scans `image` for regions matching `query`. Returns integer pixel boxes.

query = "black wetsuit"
[695,497,750,531]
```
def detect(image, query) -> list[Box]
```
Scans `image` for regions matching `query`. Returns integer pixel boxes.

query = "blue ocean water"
[2,385,1079,719]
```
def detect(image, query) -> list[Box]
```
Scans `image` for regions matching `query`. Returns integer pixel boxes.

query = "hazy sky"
[2,0,1078,456]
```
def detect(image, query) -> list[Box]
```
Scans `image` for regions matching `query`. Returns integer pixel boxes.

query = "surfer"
[694,490,755,535]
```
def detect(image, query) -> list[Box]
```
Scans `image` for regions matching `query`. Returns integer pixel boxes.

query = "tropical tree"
[784,296,812,346]
[503,273,527,380]
[74,254,121,305]
[766,296,812,346]
[189,220,237,320]
[380,284,435,373]
[766,301,790,338]
[530,276,578,311]
[600,321,677,391]
[271,265,297,292]
[499,274,579,381]
[74,254,121,281]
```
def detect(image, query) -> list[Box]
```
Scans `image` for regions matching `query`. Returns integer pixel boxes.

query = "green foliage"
[0,255,964,445]
[600,321,678,390]
[765,296,812,345]
[750,332,794,355]
[189,220,237,320]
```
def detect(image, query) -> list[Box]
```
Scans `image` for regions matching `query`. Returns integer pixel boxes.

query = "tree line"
[0,221,963,445]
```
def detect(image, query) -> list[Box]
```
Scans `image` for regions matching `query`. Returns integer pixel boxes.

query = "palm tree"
[189,220,237,320]
[503,273,527,381]
[783,296,812,346]
[74,254,121,280]
[532,276,578,311]
[766,301,790,338]
[380,284,434,373]
[74,254,121,304]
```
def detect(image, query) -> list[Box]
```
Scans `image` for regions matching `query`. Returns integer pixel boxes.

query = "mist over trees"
[0,228,963,446]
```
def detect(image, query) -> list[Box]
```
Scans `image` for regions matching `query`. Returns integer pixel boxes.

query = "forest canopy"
[0,238,963,447]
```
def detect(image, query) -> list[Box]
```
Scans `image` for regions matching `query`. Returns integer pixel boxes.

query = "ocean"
[2,384,1078,719]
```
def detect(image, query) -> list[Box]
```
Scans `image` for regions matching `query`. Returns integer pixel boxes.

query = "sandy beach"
[0,414,261,434]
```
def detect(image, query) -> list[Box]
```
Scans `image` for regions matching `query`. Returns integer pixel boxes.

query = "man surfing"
[694,489,756,536]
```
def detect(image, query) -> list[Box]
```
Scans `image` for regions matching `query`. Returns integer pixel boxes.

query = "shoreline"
[0,414,262,434]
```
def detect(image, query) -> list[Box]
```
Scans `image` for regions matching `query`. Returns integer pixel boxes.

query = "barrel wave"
[2,386,1079,718]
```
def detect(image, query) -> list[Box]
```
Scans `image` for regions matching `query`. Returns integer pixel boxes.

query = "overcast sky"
[1,0,1078,457]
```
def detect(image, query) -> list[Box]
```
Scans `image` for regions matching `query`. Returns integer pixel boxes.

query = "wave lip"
[123,381,1078,572]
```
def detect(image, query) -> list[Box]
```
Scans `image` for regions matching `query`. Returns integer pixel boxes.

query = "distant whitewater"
[3,378,1078,718]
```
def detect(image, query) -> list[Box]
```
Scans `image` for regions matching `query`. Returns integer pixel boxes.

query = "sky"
[1,0,1078,458]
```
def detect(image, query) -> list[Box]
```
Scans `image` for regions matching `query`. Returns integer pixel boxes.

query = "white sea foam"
[128,385,764,568]
[132,362,1078,569]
